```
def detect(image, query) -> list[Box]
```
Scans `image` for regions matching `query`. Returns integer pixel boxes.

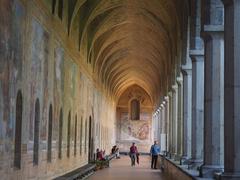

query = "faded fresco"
[0,0,11,148]
[120,112,150,141]
[29,19,49,141]
[53,47,64,140]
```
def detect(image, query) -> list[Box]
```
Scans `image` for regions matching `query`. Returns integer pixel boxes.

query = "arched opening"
[58,108,63,159]
[14,90,23,169]
[84,119,87,154]
[80,117,83,155]
[33,98,40,165]
[67,111,71,158]
[74,114,77,156]
[88,116,93,162]
[130,99,140,120]
[47,104,53,162]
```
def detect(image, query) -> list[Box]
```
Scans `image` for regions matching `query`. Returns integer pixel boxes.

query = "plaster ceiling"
[68,0,184,104]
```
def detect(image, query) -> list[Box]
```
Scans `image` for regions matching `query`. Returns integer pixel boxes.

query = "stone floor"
[88,155,166,180]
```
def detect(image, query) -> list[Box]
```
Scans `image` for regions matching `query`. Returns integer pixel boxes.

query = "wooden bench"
[54,163,96,180]
[95,153,116,168]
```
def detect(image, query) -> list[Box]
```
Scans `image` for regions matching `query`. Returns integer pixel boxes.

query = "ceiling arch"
[68,0,184,106]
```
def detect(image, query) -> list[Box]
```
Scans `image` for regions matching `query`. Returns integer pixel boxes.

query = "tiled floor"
[88,155,166,180]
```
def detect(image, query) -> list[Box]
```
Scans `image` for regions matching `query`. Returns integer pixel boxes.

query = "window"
[67,111,71,158]
[47,104,53,162]
[52,0,56,14]
[33,99,40,165]
[58,108,63,159]
[130,99,140,120]
[14,90,23,169]
[58,0,63,20]
[74,115,77,156]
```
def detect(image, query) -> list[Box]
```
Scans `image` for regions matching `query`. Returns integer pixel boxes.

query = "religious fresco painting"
[120,112,150,141]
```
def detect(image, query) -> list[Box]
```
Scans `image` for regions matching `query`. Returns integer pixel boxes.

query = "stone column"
[221,1,240,179]
[160,104,166,152]
[164,96,170,153]
[158,108,161,143]
[181,67,192,160]
[201,26,224,177]
[177,77,183,159]
[190,50,204,164]
[172,84,178,157]
[167,92,173,157]
[200,0,224,176]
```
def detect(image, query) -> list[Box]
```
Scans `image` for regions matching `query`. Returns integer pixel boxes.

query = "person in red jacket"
[129,142,138,166]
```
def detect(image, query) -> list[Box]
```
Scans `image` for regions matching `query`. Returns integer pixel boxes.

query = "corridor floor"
[88,155,166,180]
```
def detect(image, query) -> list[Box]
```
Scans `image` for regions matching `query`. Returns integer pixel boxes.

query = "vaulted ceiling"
[64,0,188,105]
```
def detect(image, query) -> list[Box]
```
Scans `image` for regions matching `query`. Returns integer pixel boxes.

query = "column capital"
[177,77,183,84]
[189,49,204,62]
[201,25,224,40]
[172,84,178,92]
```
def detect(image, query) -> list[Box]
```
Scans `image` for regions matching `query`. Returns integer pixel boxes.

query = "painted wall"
[0,0,116,179]
[116,85,153,152]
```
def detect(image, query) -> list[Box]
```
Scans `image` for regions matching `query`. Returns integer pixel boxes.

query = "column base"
[174,154,181,161]
[189,159,203,169]
[220,173,240,180]
[199,165,223,178]
[180,156,191,165]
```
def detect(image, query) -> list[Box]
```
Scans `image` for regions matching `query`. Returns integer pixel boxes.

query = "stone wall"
[0,0,116,179]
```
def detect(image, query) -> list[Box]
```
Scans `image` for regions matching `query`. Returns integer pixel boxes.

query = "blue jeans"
[130,153,136,166]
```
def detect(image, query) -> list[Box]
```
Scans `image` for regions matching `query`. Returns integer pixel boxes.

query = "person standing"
[129,142,138,166]
[150,141,160,169]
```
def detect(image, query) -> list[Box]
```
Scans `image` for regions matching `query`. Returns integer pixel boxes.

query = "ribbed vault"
[68,0,183,105]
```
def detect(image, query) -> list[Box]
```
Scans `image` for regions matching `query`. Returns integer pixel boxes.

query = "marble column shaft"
[202,26,224,175]
[168,92,173,155]
[177,78,183,158]
[172,84,178,156]
[190,50,204,162]
[221,1,240,178]
[182,68,192,159]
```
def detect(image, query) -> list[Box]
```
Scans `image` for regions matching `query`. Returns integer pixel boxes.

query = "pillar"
[200,0,224,177]
[177,77,183,159]
[181,67,192,160]
[172,84,178,157]
[190,50,204,164]
[221,1,240,179]
[167,92,173,157]
[160,104,166,152]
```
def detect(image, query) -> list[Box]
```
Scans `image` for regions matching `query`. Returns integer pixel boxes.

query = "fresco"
[11,0,25,81]
[0,1,10,148]
[120,112,150,141]
[29,19,49,140]
[53,47,64,140]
